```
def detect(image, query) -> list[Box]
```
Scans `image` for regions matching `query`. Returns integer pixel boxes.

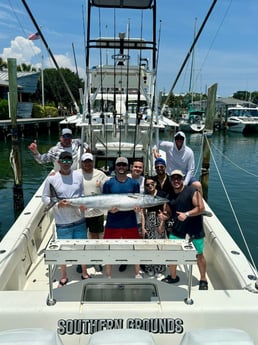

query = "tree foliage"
[233,91,258,105]
[0,99,8,120]
[33,68,84,109]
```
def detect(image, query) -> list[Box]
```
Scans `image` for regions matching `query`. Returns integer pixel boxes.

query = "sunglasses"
[116,163,127,167]
[175,136,184,141]
[145,182,155,187]
[60,159,73,164]
[62,134,72,139]
[171,175,183,181]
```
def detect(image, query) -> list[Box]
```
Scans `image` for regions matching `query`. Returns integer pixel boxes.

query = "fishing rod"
[162,0,217,110]
[21,0,80,112]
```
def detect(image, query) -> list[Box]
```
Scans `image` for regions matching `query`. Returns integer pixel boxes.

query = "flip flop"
[81,274,92,280]
[58,278,68,288]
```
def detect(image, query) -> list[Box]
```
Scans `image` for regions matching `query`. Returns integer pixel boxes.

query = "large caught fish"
[49,193,169,211]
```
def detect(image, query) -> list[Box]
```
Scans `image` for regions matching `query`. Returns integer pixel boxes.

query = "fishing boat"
[179,109,206,133]
[0,1,258,344]
[226,105,258,133]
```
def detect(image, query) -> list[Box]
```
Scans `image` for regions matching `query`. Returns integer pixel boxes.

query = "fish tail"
[44,184,60,212]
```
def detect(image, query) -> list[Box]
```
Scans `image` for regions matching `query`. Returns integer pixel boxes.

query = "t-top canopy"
[90,0,154,9]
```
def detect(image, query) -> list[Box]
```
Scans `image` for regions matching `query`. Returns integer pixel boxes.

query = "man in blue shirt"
[103,157,142,278]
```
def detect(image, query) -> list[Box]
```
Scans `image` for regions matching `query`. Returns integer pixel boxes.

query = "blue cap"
[155,157,166,166]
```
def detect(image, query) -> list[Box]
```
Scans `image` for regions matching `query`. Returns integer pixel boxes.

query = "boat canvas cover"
[90,0,154,9]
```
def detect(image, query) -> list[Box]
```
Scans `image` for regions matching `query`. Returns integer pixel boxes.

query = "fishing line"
[204,135,258,275]
[133,10,144,159]
[125,19,131,114]
[211,141,258,178]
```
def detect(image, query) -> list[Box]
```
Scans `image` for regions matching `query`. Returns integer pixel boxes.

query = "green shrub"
[0,99,9,120]
[32,104,58,118]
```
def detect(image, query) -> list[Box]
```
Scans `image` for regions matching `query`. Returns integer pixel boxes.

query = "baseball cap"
[171,169,184,177]
[61,128,72,136]
[81,153,93,161]
[115,157,128,165]
[59,151,72,160]
[155,157,166,166]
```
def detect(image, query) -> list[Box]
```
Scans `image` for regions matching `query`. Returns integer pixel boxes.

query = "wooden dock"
[0,116,65,140]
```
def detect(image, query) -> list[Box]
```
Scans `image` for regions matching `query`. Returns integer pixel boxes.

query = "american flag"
[28,32,40,40]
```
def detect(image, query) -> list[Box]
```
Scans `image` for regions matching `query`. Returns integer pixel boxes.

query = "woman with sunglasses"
[141,177,167,278]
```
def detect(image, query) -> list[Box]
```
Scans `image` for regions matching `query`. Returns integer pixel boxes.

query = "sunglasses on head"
[145,182,155,187]
[116,163,127,167]
[61,159,73,164]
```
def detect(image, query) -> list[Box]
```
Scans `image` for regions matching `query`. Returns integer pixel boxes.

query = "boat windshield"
[228,108,258,117]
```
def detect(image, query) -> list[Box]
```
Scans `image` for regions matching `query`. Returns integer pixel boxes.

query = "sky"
[0,0,258,98]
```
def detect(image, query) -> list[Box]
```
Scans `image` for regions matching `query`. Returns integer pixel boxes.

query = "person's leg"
[168,264,178,279]
[197,253,207,281]
[56,226,72,286]
[73,220,91,277]
[162,233,180,284]
[161,264,179,283]
[103,227,121,278]
[192,238,208,290]
[88,215,104,239]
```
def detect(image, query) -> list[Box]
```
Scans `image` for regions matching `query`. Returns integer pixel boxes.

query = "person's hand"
[158,210,168,222]
[134,205,141,213]
[109,207,119,213]
[176,211,187,221]
[28,140,38,154]
[80,205,87,212]
[57,200,70,208]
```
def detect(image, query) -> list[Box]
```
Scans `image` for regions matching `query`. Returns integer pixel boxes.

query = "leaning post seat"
[0,328,64,345]
[179,328,255,345]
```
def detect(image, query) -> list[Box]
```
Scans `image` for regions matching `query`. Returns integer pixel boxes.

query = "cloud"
[1,36,40,65]
[0,36,79,75]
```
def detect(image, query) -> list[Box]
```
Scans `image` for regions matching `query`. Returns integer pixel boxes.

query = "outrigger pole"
[8,58,24,214]
[162,0,217,109]
[21,0,80,113]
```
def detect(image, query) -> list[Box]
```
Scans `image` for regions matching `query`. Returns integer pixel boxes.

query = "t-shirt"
[79,168,110,218]
[103,176,140,228]
[42,170,84,225]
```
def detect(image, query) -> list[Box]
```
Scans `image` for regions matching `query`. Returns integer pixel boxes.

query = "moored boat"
[226,105,258,133]
[179,109,206,133]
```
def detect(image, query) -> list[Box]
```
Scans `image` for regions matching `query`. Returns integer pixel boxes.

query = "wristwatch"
[185,211,190,218]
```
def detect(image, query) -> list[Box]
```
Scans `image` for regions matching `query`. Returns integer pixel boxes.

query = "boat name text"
[57,318,184,335]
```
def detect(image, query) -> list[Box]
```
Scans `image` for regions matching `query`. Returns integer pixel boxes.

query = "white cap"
[61,128,72,136]
[171,169,184,177]
[81,153,93,161]
[115,157,128,165]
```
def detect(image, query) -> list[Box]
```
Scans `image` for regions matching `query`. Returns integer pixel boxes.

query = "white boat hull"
[0,183,257,345]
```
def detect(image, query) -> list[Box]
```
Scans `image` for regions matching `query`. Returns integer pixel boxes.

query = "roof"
[90,0,154,9]
[0,70,40,93]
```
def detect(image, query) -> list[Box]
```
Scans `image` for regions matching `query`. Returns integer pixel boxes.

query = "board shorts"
[169,233,204,254]
[86,215,104,234]
[56,219,87,239]
[104,227,140,239]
